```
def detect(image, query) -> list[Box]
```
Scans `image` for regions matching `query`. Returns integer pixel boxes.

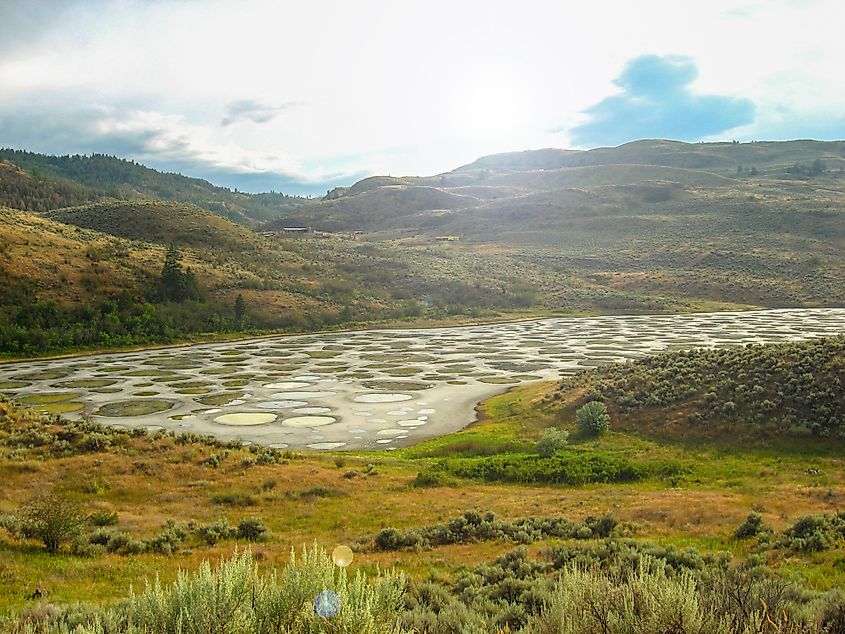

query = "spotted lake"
[1,308,843,451]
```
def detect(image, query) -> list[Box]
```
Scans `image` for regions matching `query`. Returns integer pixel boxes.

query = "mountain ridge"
[0,148,306,225]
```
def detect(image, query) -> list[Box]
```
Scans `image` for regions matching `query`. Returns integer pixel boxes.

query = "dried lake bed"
[1,308,844,451]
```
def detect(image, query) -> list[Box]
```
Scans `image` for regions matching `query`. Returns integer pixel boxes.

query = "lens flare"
[332,544,354,567]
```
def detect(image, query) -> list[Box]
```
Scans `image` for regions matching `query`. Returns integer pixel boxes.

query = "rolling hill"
[2,138,845,357]
[0,149,305,225]
[455,139,845,174]
[546,336,845,443]
[272,139,845,310]
[45,201,263,252]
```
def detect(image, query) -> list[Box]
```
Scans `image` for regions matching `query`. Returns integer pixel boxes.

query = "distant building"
[433,235,460,242]
[280,227,313,234]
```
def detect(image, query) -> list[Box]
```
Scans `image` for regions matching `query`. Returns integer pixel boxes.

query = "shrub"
[576,401,610,436]
[70,537,106,558]
[236,518,270,542]
[200,452,228,468]
[734,512,768,539]
[146,524,186,555]
[536,427,569,458]
[123,547,405,633]
[89,510,118,527]
[0,513,23,538]
[784,514,845,552]
[259,479,277,492]
[122,539,148,555]
[375,527,405,551]
[411,469,456,488]
[88,528,114,546]
[211,491,257,507]
[371,510,618,551]
[198,519,234,546]
[19,494,86,553]
[105,532,131,553]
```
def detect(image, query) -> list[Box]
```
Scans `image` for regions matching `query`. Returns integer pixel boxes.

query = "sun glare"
[459,81,524,137]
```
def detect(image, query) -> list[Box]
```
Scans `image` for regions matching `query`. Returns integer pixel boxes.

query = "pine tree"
[159,244,185,301]
[234,293,246,327]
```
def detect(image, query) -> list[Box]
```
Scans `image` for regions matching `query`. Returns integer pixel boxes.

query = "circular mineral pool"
[55,379,119,389]
[362,380,432,391]
[263,381,311,389]
[95,400,175,417]
[282,416,336,428]
[307,442,346,450]
[0,380,29,390]
[353,393,413,404]
[36,401,86,414]
[292,407,333,414]
[213,412,277,426]
[256,400,309,409]
[19,392,82,405]
[376,429,405,436]
[270,391,336,399]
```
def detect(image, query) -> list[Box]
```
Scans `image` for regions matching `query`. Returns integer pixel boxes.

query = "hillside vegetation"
[2,139,845,358]
[456,139,845,174]
[278,140,845,312]
[45,201,262,252]
[0,149,304,224]
[547,336,845,442]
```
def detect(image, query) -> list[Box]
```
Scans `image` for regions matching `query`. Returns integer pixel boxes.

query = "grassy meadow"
[2,347,844,622]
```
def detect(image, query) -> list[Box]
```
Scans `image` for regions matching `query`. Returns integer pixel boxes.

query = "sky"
[1,0,844,195]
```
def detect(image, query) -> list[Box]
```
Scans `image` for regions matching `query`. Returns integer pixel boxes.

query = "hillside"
[45,201,262,252]
[274,140,845,311]
[267,185,478,232]
[0,149,305,224]
[3,139,845,358]
[456,139,845,175]
[546,336,845,442]
[0,207,157,305]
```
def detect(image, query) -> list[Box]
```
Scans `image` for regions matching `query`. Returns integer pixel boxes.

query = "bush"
[236,518,270,542]
[19,494,86,553]
[372,510,617,551]
[211,491,257,507]
[146,523,186,555]
[734,512,768,539]
[784,514,845,552]
[415,451,673,487]
[375,527,405,551]
[0,513,23,538]
[105,532,131,553]
[89,510,118,527]
[576,401,610,437]
[536,427,569,457]
[123,547,405,633]
[198,519,234,546]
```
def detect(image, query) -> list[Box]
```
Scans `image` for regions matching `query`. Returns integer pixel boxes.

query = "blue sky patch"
[570,55,756,148]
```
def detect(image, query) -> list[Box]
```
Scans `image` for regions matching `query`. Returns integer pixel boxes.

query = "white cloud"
[1,0,844,192]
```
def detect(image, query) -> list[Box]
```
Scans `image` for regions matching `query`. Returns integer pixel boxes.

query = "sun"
[459,80,524,137]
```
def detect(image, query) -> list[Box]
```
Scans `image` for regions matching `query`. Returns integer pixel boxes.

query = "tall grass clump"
[527,555,844,634]
[5,547,407,634]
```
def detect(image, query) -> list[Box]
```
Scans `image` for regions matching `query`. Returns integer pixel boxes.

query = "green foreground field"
[2,374,844,617]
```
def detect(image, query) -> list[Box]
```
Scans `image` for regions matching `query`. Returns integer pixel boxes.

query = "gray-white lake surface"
[1,308,844,450]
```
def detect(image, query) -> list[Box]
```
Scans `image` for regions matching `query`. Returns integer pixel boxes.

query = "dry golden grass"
[3,376,845,611]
